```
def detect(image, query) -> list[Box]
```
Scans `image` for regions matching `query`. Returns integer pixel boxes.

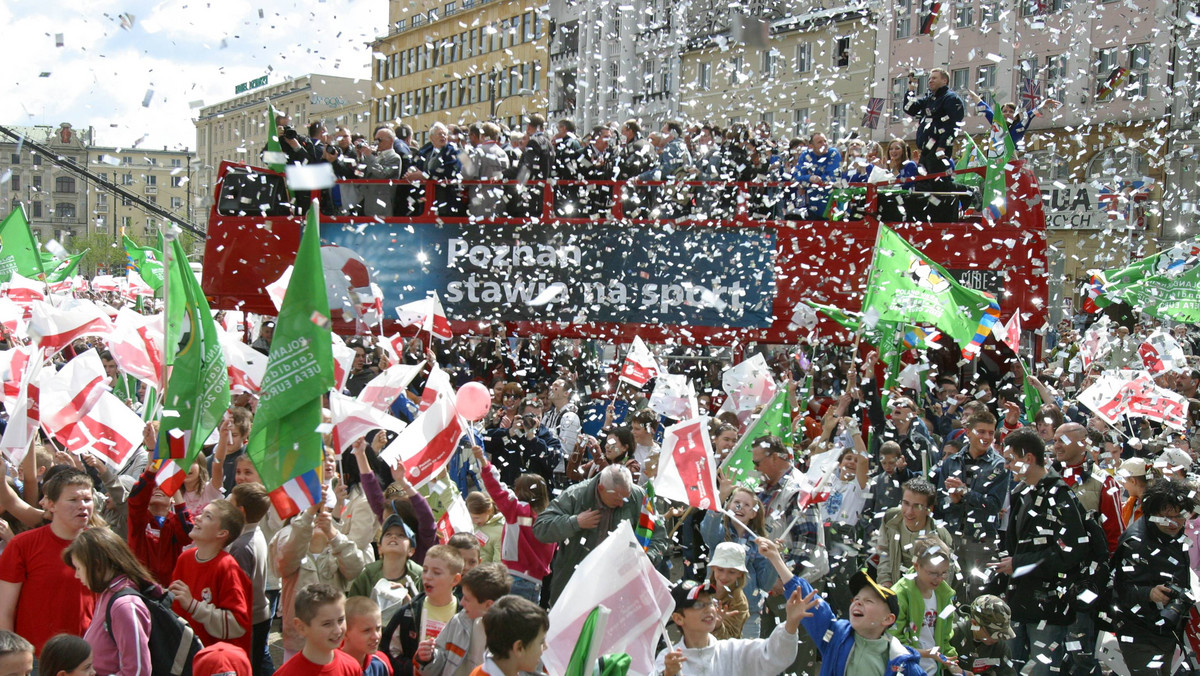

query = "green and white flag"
[720,390,794,487]
[124,236,164,291]
[0,206,46,282]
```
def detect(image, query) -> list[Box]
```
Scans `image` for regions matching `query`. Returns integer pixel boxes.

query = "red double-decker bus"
[201,162,1048,362]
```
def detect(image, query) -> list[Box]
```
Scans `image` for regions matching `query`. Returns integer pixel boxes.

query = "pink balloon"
[456,382,492,422]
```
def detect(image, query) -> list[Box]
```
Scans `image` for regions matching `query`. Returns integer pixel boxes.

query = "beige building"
[679,5,875,138]
[86,146,198,244]
[371,0,549,144]
[193,74,372,225]
[0,123,92,244]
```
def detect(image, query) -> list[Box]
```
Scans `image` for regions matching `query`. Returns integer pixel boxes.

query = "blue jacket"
[932,448,1010,540]
[785,575,928,676]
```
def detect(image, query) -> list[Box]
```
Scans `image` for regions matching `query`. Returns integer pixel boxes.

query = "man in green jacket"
[533,464,668,605]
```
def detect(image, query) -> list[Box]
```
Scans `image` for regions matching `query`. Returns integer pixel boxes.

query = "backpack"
[105,585,203,676]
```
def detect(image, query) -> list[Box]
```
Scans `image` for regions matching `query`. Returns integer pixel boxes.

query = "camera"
[1160,582,1193,630]
[283,126,298,140]
[521,414,537,430]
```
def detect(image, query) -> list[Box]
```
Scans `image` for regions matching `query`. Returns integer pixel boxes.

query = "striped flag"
[269,468,324,519]
[861,97,885,129]
[635,483,656,551]
[156,459,187,497]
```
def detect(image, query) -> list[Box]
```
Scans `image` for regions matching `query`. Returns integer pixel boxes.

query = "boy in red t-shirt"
[0,467,96,655]
[128,461,194,585]
[169,499,253,656]
[275,583,361,676]
[342,596,392,676]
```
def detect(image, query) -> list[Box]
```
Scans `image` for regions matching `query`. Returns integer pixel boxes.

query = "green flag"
[861,226,1000,359]
[721,390,794,487]
[1092,237,1200,322]
[124,236,164,291]
[246,202,334,494]
[0,206,46,282]
[156,236,230,469]
[564,607,607,676]
[264,104,287,174]
[43,249,88,283]
[803,300,861,332]
[1022,368,1043,425]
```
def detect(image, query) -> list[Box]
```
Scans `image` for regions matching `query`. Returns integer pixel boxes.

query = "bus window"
[217,169,292,217]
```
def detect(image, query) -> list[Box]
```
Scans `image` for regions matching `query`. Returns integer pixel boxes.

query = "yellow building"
[679,6,876,139]
[371,0,549,143]
[0,123,91,243]
[86,146,197,244]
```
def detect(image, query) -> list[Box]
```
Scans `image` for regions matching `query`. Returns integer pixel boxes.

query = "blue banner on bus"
[319,220,776,328]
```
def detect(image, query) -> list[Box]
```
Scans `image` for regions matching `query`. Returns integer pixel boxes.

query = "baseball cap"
[670,580,717,612]
[1118,457,1148,479]
[381,511,415,543]
[849,570,900,617]
[262,320,276,328]
[709,542,748,573]
[193,642,251,676]
[1157,448,1192,471]
[969,595,1016,640]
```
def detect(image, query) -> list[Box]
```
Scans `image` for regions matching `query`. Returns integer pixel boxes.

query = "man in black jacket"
[511,113,554,217]
[993,427,1087,676]
[1110,479,1196,675]
[904,67,964,182]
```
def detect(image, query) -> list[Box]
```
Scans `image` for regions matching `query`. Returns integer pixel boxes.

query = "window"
[171,158,182,168]
[95,214,107,231]
[412,13,425,26]
[1046,54,1068,99]
[145,174,157,185]
[32,156,41,166]
[172,176,184,187]
[122,216,133,229]
[428,9,437,22]
[795,43,812,73]
[761,49,776,77]
[122,156,132,165]
[55,203,76,219]
[951,67,970,94]
[1096,47,1119,100]
[954,0,974,27]
[891,75,908,121]
[55,176,75,193]
[980,0,1000,21]
[761,112,775,129]
[9,154,18,164]
[834,37,851,67]
[609,62,620,92]
[1023,0,1063,16]
[976,64,996,105]
[896,0,912,37]
[122,196,133,207]
[397,18,406,30]
[698,62,711,90]
[96,193,107,206]
[731,55,745,85]
[794,108,810,136]
[831,103,848,136]
[9,175,18,191]
[171,197,184,209]
[1127,43,1149,99]
[31,202,42,218]
[444,1,455,14]
[32,175,42,190]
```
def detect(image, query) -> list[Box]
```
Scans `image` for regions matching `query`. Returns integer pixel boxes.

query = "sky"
[1,0,385,151]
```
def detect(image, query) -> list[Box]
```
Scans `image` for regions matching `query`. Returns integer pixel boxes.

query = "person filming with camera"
[1110,479,1197,676]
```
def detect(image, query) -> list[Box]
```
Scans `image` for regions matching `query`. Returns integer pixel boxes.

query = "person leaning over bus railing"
[407,122,464,217]
[357,127,402,219]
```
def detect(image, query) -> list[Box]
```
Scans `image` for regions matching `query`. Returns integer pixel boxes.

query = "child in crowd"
[418,563,512,676]
[757,539,926,676]
[447,532,481,574]
[472,595,549,676]
[342,597,391,676]
[274,583,361,676]
[169,499,253,658]
[36,634,91,676]
[949,595,1016,676]
[862,442,915,535]
[0,631,33,676]
[466,492,504,564]
[473,446,555,604]
[193,643,252,676]
[127,461,194,585]
[349,512,424,625]
[228,482,274,676]
[707,542,750,640]
[700,486,774,638]
[382,544,464,676]
[275,503,367,662]
[889,536,959,674]
[655,579,803,676]
[181,460,223,517]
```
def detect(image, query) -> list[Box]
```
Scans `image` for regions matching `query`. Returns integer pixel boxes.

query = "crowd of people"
[1,296,1198,676]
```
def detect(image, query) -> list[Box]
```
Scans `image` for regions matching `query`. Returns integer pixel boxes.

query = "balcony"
[144,185,158,195]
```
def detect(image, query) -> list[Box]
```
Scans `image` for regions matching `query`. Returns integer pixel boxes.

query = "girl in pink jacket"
[473,445,556,604]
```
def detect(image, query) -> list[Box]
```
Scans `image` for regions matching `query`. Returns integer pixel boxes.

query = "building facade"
[678,3,874,136]
[0,123,91,244]
[86,146,197,244]
[371,0,549,143]
[193,74,371,225]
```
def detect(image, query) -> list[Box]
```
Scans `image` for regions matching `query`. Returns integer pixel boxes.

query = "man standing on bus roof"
[904,68,964,182]
[358,127,402,218]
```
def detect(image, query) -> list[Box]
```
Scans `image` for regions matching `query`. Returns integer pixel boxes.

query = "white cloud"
[0,0,384,149]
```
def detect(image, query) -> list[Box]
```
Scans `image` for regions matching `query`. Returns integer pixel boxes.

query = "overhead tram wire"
[0,123,207,239]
